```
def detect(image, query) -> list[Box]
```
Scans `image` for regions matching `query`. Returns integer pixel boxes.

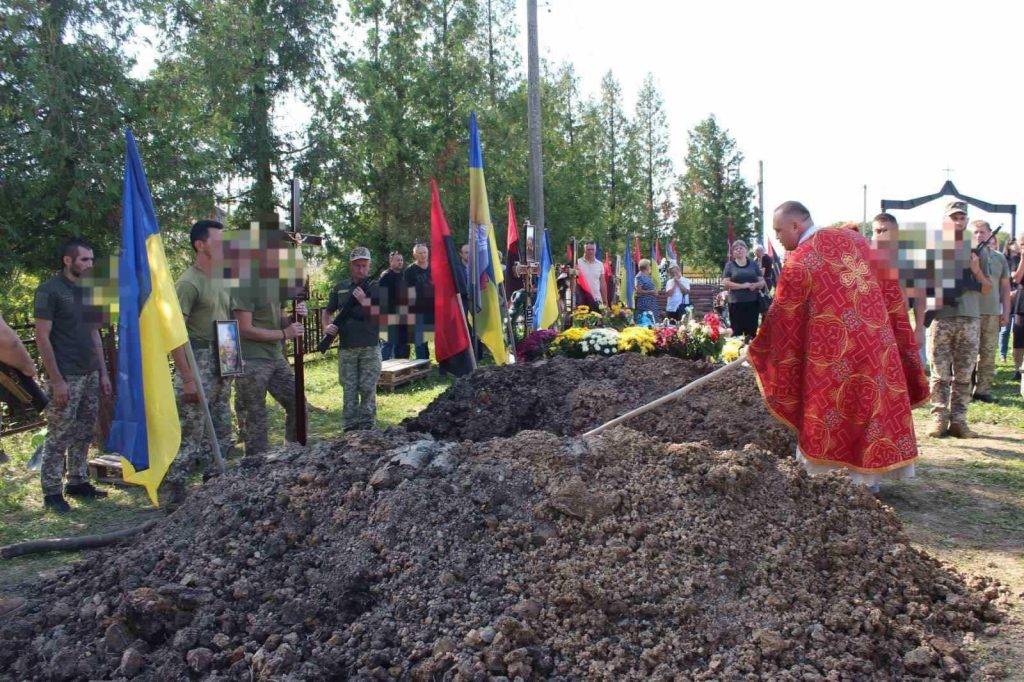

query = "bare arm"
[234,309,302,342]
[1014,257,1024,285]
[92,328,112,396]
[34,320,62,386]
[0,316,34,375]
[1001,276,1012,324]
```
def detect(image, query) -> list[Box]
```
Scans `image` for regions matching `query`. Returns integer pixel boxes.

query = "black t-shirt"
[326,278,380,349]
[34,274,99,376]
[404,263,433,318]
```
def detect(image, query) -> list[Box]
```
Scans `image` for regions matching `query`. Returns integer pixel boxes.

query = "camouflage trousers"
[234,356,295,456]
[974,314,1001,396]
[928,316,981,427]
[339,345,381,430]
[164,347,232,486]
[41,371,99,495]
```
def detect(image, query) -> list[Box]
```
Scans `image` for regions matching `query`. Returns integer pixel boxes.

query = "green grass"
[0,354,451,582]
[912,359,1024,431]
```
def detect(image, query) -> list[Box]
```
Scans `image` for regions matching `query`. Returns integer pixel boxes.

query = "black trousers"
[729,300,760,339]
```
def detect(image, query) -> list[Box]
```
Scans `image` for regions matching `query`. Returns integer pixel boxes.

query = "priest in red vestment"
[748,201,930,489]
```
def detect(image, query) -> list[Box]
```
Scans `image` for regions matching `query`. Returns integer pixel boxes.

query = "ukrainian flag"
[532,228,559,330]
[468,112,509,364]
[105,129,188,506]
[650,241,663,290]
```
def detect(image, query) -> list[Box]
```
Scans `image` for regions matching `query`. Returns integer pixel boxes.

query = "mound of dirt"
[405,354,795,454]
[0,429,1005,680]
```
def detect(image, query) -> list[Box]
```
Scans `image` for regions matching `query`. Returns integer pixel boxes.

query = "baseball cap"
[349,246,371,261]
[944,200,968,217]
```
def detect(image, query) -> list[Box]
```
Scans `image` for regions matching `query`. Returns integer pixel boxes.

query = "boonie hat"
[944,200,968,217]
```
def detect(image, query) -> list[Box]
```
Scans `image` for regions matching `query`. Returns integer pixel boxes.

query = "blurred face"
[584,243,596,260]
[389,253,404,272]
[1011,242,1021,256]
[872,220,894,243]
[972,222,992,248]
[460,244,469,263]
[196,228,223,262]
[669,266,680,278]
[351,258,370,280]
[64,247,94,278]
[413,245,428,266]
[945,211,968,235]
[731,243,748,261]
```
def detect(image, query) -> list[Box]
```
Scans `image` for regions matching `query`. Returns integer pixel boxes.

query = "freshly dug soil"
[0,429,1005,680]
[405,354,795,454]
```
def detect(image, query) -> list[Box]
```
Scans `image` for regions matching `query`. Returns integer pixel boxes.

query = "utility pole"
[526,0,545,233]
[757,160,764,242]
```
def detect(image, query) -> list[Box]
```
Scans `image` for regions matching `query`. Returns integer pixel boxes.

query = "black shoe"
[43,494,71,514]
[973,393,995,403]
[64,482,109,499]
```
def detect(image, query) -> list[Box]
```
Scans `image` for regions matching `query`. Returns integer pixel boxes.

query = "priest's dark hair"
[774,201,812,222]
[190,219,224,251]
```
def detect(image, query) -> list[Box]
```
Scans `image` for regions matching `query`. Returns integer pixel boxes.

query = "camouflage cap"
[944,200,968,218]
[349,246,371,261]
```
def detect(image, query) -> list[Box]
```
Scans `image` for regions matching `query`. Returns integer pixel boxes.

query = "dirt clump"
[405,354,795,453]
[0,428,1005,680]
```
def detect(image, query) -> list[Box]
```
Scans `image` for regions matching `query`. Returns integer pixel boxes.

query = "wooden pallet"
[87,454,129,487]
[377,359,432,392]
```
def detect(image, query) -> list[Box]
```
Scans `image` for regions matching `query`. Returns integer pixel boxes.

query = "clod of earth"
[0,357,1009,680]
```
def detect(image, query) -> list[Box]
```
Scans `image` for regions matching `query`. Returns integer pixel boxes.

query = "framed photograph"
[214,320,245,378]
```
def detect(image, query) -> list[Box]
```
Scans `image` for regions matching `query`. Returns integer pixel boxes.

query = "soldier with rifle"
[321,246,381,431]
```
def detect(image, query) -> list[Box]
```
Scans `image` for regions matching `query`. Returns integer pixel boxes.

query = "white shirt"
[665,276,690,312]
[798,223,819,246]
[577,258,605,303]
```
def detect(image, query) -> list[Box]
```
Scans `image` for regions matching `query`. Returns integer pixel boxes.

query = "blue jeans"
[999,320,1011,360]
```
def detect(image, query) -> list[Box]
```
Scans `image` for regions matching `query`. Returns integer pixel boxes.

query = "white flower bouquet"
[581,328,621,357]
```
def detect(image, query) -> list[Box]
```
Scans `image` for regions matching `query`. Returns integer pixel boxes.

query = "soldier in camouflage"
[322,247,382,431]
[33,238,112,513]
[231,241,305,456]
[970,219,1010,403]
[0,313,36,465]
[927,202,993,439]
[160,221,234,505]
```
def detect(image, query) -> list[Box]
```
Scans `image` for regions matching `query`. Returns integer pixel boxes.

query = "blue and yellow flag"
[532,228,559,330]
[105,129,188,506]
[468,112,509,364]
[650,241,663,291]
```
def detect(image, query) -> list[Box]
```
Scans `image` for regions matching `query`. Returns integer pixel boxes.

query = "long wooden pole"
[290,178,308,445]
[182,343,225,474]
[582,355,747,438]
[526,0,545,233]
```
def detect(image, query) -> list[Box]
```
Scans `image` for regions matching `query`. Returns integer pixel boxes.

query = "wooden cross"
[283,178,324,446]
[943,166,955,180]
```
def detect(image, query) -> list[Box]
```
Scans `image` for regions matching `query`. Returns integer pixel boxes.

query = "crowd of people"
[3,199,1024,511]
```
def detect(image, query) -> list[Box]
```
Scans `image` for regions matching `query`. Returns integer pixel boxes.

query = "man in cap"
[970,219,1010,403]
[322,246,382,431]
[927,201,992,438]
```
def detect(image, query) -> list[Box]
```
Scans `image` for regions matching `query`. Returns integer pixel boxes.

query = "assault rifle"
[317,277,377,353]
[0,360,47,412]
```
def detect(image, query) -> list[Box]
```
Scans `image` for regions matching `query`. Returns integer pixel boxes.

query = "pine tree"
[630,73,673,241]
[675,115,755,273]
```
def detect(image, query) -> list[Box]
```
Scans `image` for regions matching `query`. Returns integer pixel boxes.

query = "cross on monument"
[943,166,955,180]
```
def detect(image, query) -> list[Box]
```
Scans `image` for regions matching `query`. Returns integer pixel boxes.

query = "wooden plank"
[377,360,433,392]
[88,455,130,487]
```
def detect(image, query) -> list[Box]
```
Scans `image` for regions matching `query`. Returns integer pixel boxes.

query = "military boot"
[926,420,948,438]
[948,422,977,439]
[43,494,71,514]
[65,482,109,499]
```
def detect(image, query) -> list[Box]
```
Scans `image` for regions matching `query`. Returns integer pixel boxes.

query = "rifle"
[317,277,378,353]
[0,361,47,412]
[924,225,1003,327]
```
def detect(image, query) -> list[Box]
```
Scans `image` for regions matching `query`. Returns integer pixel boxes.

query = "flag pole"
[468,223,478,364]
[182,343,225,474]
[456,294,477,370]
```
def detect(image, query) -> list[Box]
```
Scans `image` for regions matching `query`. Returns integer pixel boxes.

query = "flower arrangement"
[720,336,746,363]
[603,303,634,330]
[581,328,620,356]
[551,326,589,358]
[653,325,688,358]
[617,326,657,355]
[571,305,601,328]
[516,328,559,362]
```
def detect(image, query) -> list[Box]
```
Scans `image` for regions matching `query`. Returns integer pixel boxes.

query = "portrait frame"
[214,320,245,378]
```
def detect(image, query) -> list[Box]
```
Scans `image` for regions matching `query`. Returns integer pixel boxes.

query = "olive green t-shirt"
[176,266,230,345]
[980,248,1008,316]
[934,242,985,320]
[230,286,284,361]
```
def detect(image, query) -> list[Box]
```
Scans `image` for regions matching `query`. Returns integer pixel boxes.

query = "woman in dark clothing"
[721,239,766,339]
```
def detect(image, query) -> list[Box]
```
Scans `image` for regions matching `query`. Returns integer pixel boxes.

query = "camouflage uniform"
[928,317,981,428]
[339,346,382,430]
[40,371,99,495]
[234,356,295,456]
[975,314,1001,396]
[164,347,232,485]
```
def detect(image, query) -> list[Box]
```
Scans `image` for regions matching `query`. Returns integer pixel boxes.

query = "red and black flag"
[505,197,524,292]
[430,179,474,376]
